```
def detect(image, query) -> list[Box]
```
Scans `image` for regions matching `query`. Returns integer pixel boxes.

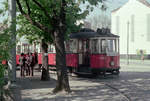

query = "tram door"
[78,39,90,66]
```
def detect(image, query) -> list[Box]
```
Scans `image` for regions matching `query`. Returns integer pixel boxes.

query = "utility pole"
[9,0,16,82]
[127,21,129,65]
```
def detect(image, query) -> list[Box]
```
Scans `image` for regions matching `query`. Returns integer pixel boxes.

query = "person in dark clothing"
[29,53,34,76]
[19,53,26,77]
[25,53,31,76]
[34,52,38,64]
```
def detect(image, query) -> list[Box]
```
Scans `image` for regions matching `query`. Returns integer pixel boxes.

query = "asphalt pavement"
[10,59,150,101]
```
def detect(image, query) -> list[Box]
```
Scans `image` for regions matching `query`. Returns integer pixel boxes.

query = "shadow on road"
[13,70,150,101]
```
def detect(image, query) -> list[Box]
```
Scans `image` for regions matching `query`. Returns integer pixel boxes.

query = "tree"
[16,0,105,93]
[0,25,10,101]
[0,1,15,100]
[0,22,14,101]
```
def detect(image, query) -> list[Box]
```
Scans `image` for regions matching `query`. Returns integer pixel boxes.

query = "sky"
[0,0,150,22]
[0,0,5,23]
[0,0,127,23]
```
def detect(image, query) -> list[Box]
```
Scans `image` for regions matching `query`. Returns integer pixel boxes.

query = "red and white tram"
[38,28,120,76]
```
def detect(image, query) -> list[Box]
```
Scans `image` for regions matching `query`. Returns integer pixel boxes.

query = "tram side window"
[78,40,82,52]
[107,39,116,52]
[66,40,77,53]
[101,39,107,53]
[48,45,54,53]
[91,39,99,53]
[17,45,21,54]
[24,44,29,54]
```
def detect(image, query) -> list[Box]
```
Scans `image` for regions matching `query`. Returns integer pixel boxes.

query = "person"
[25,53,32,76]
[84,49,90,66]
[140,50,144,61]
[29,53,34,76]
[19,53,26,77]
[34,52,38,64]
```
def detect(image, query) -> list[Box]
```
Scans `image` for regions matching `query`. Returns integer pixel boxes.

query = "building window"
[147,14,150,41]
[131,14,135,42]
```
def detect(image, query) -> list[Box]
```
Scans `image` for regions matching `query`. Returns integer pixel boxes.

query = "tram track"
[71,75,132,101]
[91,75,133,101]
[103,83,132,101]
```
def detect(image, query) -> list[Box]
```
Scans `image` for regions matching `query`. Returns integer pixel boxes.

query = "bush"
[0,27,11,101]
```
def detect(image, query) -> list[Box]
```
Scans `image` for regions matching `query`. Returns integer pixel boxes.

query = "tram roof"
[69,28,119,39]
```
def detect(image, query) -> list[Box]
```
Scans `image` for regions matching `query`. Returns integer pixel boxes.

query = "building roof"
[138,0,150,8]
[112,0,150,13]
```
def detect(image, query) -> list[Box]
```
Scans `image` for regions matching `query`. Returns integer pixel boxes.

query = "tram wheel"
[92,73,99,77]
[112,70,120,75]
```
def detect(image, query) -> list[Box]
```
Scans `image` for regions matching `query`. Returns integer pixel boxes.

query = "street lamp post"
[9,0,16,82]
[127,21,130,65]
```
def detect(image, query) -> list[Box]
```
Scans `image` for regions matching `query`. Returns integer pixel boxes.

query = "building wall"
[111,0,150,55]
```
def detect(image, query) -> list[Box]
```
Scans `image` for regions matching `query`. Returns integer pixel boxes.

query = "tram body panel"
[90,54,106,68]
[2,60,7,65]
[105,55,120,68]
[38,53,42,64]
[90,55,120,68]
[66,54,78,68]
[48,53,56,65]
[16,54,20,65]
[39,53,78,68]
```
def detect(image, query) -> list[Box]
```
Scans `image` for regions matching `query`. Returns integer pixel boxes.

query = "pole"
[127,21,129,65]
[9,0,16,82]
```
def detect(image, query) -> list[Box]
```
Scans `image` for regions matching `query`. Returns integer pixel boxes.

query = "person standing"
[29,53,34,76]
[19,53,26,77]
[25,53,31,76]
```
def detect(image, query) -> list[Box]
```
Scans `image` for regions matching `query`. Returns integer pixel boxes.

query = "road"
[12,60,150,101]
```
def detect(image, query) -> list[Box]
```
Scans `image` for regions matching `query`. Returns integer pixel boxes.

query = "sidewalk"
[120,59,150,65]
[120,59,150,72]
[11,59,150,101]
[12,70,126,101]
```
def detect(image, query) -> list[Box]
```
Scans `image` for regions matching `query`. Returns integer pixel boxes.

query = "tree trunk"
[52,30,71,93]
[41,40,50,81]
[52,0,71,93]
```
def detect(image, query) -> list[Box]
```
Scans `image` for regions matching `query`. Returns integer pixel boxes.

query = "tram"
[15,41,37,66]
[38,28,120,76]
[1,42,32,65]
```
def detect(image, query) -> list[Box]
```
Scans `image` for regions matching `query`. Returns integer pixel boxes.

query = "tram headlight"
[110,61,115,66]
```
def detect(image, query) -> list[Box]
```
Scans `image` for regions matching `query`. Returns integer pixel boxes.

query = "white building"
[111,0,150,57]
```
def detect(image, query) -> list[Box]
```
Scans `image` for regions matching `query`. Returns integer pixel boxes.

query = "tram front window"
[101,39,107,53]
[107,39,116,52]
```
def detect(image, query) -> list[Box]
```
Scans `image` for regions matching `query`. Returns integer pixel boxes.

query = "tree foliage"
[0,23,11,101]
[16,0,105,42]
